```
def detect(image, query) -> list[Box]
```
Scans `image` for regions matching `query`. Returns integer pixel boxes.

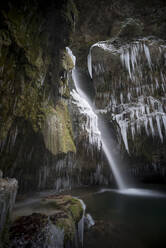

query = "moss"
[42,101,76,156]
[54,197,83,242]
[63,85,71,98]
[55,101,76,153]
[68,198,83,222]
[61,49,75,71]
[0,3,53,141]
[3,6,46,70]
[0,0,81,193]
[10,195,84,245]
[56,215,75,242]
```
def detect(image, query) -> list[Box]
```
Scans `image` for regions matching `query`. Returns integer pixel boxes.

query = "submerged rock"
[84,213,95,230]
[10,195,84,248]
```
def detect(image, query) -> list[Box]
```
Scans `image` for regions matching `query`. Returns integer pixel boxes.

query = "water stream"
[67,42,166,198]
[68,47,126,189]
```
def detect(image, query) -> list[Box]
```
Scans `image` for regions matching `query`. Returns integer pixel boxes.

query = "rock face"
[89,37,166,181]
[10,195,84,248]
[73,0,166,68]
[70,0,166,182]
[0,0,166,194]
[0,176,18,248]
[0,0,78,192]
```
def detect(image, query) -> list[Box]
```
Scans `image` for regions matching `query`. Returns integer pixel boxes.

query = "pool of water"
[73,186,166,248]
[14,185,166,248]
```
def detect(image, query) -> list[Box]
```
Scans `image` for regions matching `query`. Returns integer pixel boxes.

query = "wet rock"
[84,213,95,230]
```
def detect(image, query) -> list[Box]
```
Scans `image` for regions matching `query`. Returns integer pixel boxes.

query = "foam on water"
[98,188,166,198]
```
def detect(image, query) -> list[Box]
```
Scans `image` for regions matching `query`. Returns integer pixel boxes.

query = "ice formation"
[90,38,166,153]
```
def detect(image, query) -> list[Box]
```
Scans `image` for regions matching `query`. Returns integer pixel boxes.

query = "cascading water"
[66,40,166,197]
[67,47,126,189]
[86,38,166,197]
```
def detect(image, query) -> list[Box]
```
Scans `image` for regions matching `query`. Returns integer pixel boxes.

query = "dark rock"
[0,177,18,248]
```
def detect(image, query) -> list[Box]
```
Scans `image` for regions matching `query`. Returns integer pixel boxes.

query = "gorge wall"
[72,0,166,183]
[0,0,166,193]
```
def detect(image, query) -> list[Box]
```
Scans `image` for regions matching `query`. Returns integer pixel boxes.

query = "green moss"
[68,198,83,222]
[42,101,76,156]
[56,101,76,153]
[63,86,70,98]
[56,215,75,242]
[55,197,83,241]
[0,4,53,140]
[61,49,75,71]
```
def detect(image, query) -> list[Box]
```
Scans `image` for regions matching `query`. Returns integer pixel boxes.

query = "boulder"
[10,195,84,248]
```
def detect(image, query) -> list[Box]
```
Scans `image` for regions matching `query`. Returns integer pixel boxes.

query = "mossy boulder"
[10,195,84,247]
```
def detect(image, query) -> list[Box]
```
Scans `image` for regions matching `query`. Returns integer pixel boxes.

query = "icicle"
[125,50,132,79]
[87,49,93,78]
[66,47,76,66]
[156,115,163,142]
[144,118,149,136]
[162,115,166,133]
[131,124,135,140]
[120,123,129,153]
[143,43,152,69]
[149,117,155,137]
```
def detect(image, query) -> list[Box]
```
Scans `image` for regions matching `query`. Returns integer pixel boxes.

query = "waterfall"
[67,47,126,189]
